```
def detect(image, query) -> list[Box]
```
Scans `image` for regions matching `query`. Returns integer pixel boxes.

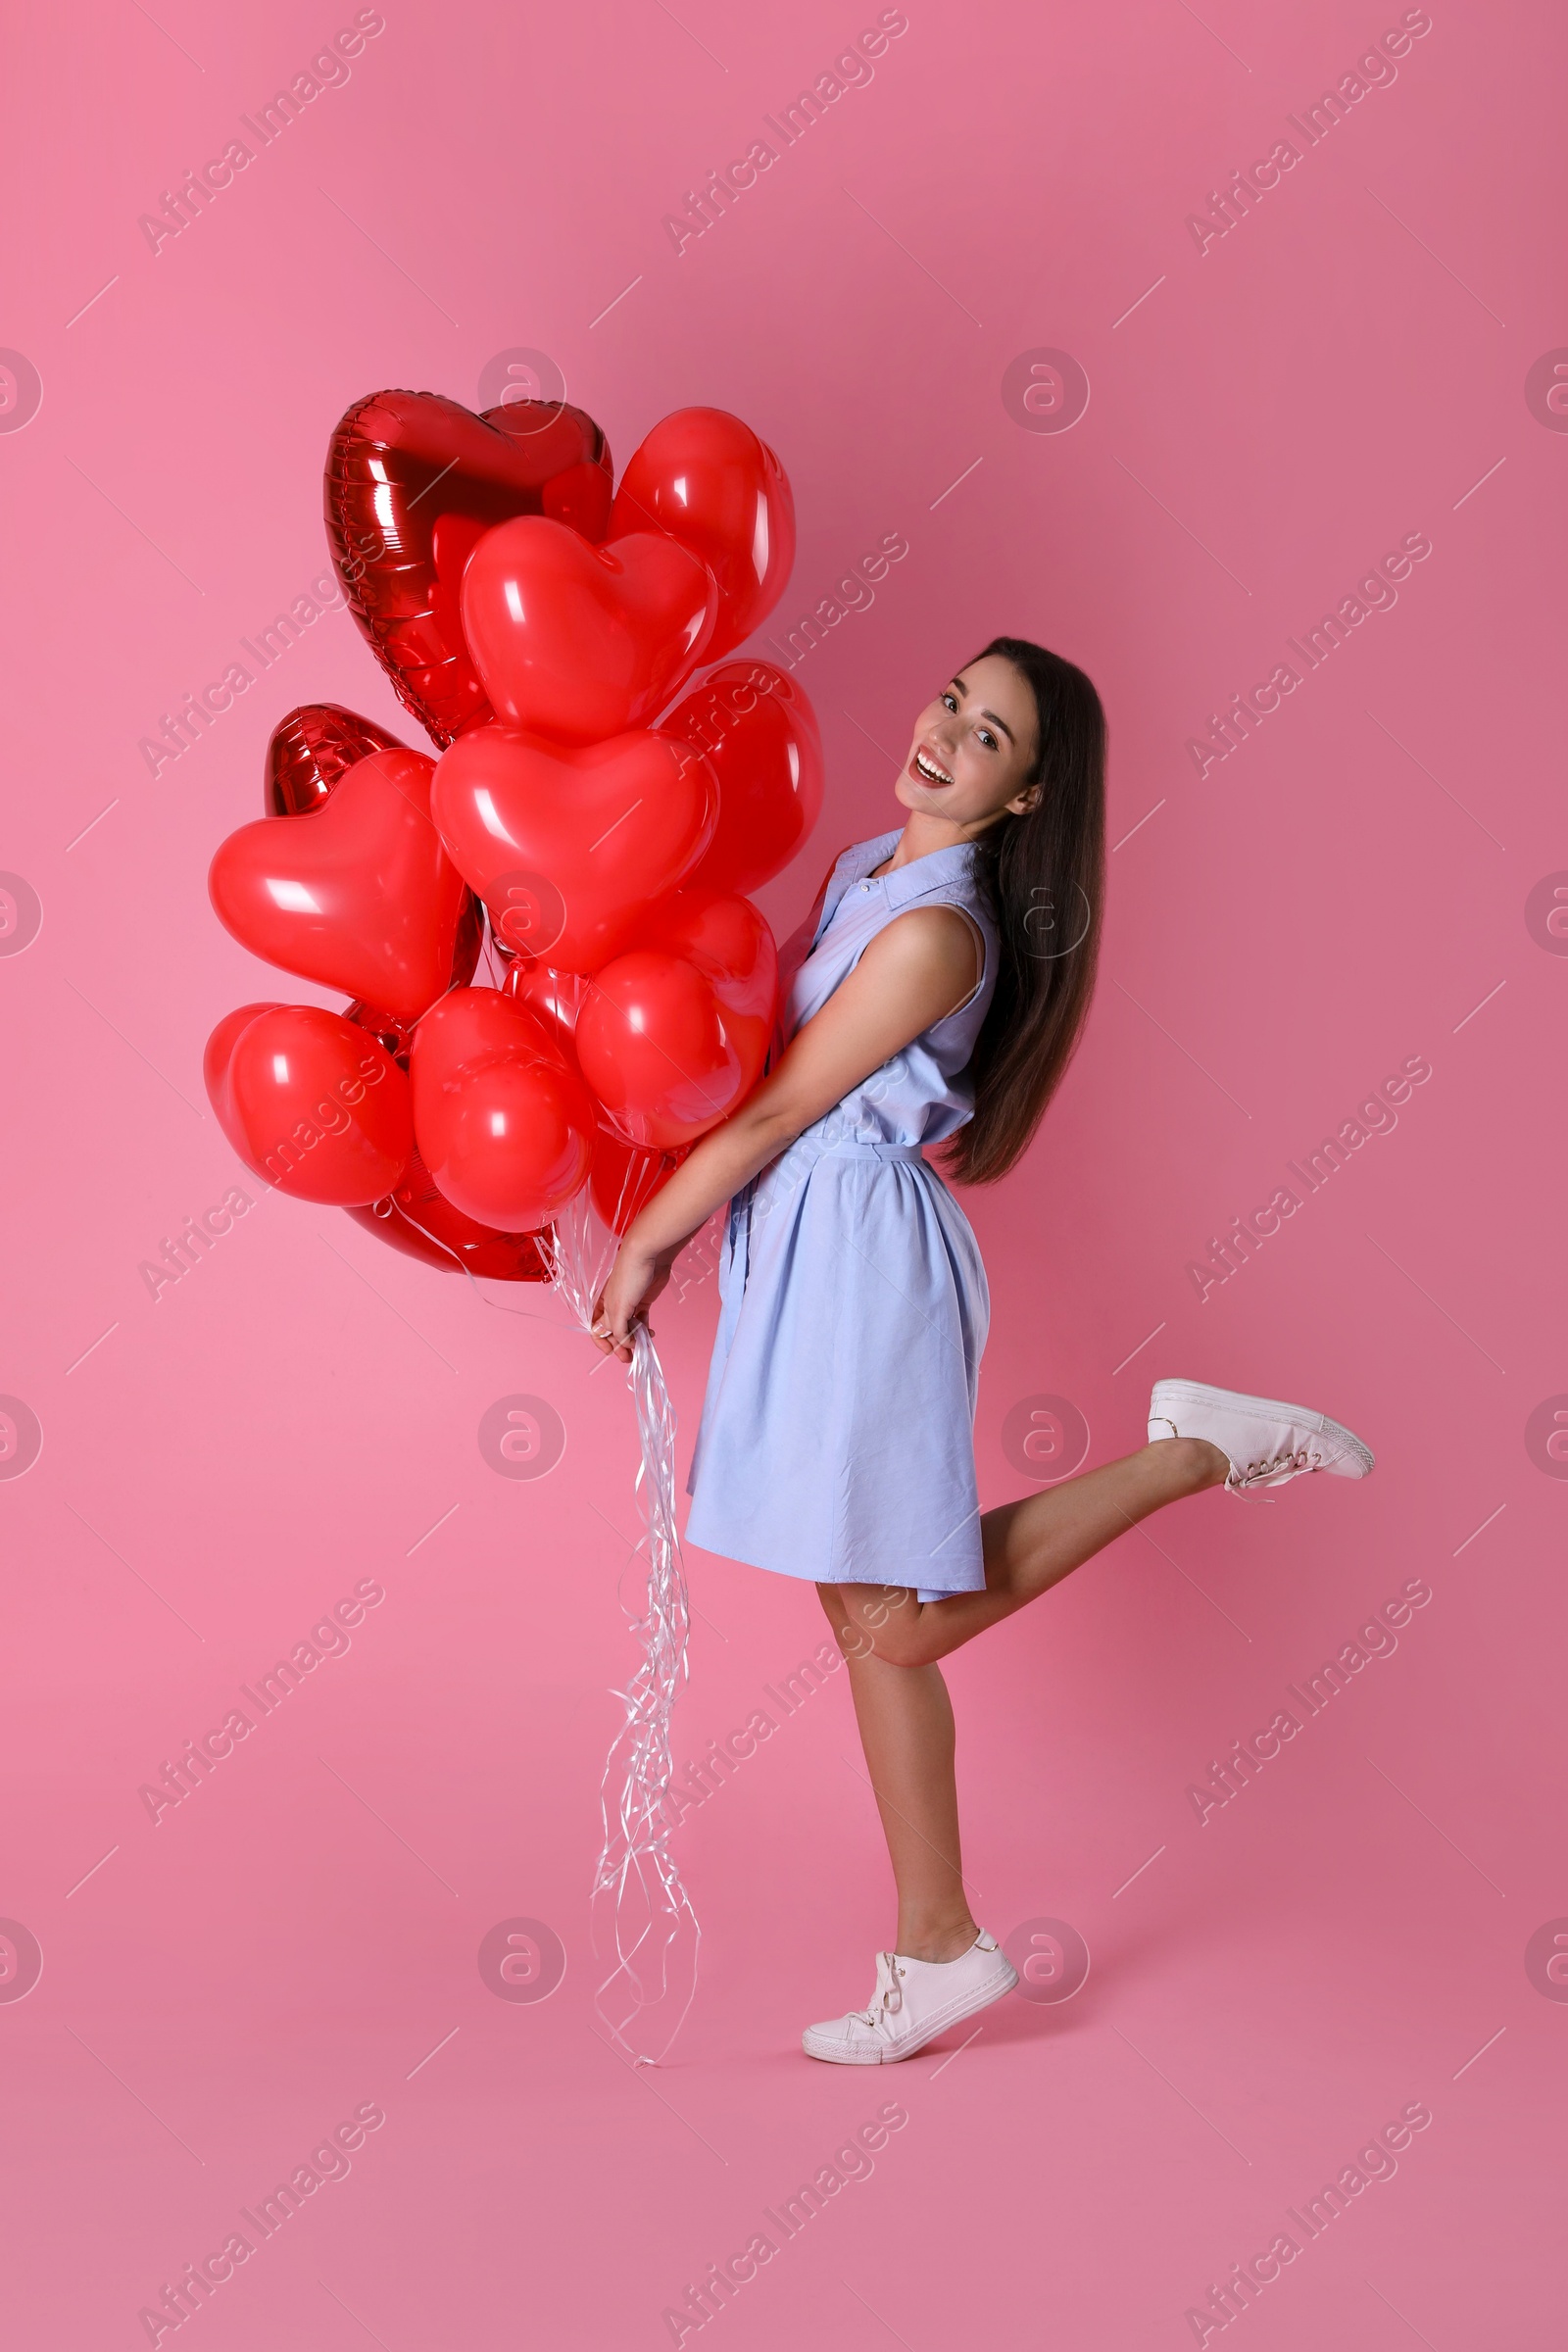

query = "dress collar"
[842,829,980,909]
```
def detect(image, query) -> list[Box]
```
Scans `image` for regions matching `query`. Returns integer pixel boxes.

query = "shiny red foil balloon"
[266,703,404,815]
[344,1143,552,1281]
[589,1128,691,1237]
[344,997,416,1063]
[324,389,614,748]
[206,1004,413,1205]
[610,407,796,661]
[575,891,778,1149]
[459,518,717,744]
[431,725,717,974]
[410,989,596,1231]
[210,746,476,1023]
[503,960,589,1057]
[663,660,823,896]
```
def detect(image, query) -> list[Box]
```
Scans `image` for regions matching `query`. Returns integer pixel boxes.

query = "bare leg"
[816,1435,1226,1959]
[837,1643,978,1963]
[826,1436,1227,1670]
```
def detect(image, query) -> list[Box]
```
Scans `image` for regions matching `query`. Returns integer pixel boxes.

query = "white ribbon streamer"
[542,1187,700,2066]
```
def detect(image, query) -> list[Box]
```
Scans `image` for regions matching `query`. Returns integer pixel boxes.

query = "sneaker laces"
[1226,1445,1323,1492]
[853,1952,905,2025]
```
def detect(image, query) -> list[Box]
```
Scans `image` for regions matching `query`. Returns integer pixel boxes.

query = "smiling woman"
[589,633,1374,2066]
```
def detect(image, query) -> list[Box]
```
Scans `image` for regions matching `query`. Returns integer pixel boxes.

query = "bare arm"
[589,903,980,1356]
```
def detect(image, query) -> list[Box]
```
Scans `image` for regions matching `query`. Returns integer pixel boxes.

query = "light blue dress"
[684,828,1000,1602]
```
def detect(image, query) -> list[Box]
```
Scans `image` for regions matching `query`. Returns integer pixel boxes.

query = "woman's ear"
[1007,781,1043,816]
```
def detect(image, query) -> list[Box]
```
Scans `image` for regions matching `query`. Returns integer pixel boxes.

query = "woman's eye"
[978,728,997,751]
[941,690,957,710]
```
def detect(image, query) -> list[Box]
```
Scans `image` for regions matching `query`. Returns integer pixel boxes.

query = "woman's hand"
[590,1239,675,1362]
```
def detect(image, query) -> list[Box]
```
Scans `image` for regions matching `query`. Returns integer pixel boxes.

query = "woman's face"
[897,654,1041,834]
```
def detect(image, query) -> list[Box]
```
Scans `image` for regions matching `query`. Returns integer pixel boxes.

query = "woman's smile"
[910,743,956,788]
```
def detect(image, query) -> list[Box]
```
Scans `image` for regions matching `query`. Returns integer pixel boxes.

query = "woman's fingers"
[591,1308,632,1357]
[590,1286,634,1358]
[589,1259,659,1360]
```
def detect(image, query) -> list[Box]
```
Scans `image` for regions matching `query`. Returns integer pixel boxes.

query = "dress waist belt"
[817,1139,927,1161]
[718,1136,928,1349]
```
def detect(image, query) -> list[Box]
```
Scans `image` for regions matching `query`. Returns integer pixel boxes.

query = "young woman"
[591,637,1372,2064]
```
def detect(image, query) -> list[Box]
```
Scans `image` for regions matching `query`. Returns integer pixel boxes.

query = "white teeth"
[915,750,954,785]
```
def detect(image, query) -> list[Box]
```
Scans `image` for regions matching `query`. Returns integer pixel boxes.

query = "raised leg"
[823,1434,1226,1669]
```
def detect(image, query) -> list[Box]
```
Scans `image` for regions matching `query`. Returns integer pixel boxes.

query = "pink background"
[2,1,1564,2343]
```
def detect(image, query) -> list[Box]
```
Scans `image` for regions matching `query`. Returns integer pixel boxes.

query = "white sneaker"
[802,1931,1018,2064]
[1149,1378,1374,1494]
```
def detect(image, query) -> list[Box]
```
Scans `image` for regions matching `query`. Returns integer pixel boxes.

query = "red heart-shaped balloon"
[575,891,777,1148]
[589,1129,691,1236]
[210,746,474,1022]
[610,407,796,661]
[411,989,596,1230]
[204,1001,287,1162]
[266,703,405,815]
[431,724,717,974]
[344,1142,553,1281]
[662,660,824,896]
[503,960,589,1058]
[460,518,717,744]
[324,389,614,748]
[205,1004,412,1205]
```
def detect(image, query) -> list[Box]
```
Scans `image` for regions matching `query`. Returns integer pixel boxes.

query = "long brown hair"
[940,636,1106,1185]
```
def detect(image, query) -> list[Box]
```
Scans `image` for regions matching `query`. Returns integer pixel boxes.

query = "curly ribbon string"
[541,1186,701,2066]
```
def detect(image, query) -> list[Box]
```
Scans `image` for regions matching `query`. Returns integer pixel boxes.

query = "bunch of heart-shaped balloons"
[204,391,822,1278]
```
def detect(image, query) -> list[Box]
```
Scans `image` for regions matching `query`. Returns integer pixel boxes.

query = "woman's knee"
[867,1613,938,1668]
[816,1583,864,1660]
[824,1583,933,1668]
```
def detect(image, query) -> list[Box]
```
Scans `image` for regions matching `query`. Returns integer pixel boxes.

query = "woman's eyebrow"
[951,676,1015,745]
